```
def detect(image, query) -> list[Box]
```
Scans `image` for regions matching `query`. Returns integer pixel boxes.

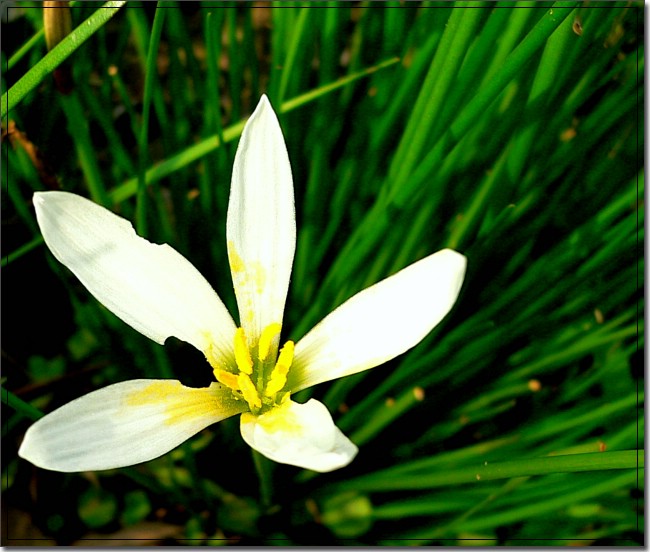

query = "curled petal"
[240,399,358,472]
[18,380,246,472]
[290,249,467,392]
[34,191,236,358]
[226,95,296,343]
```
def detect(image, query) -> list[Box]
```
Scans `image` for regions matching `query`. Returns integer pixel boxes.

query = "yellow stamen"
[215,369,240,391]
[258,322,282,361]
[276,340,294,371]
[238,373,262,410]
[265,341,294,396]
[234,327,253,374]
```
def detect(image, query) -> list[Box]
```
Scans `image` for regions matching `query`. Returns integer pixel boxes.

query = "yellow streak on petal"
[204,339,227,371]
[238,373,262,410]
[252,261,266,294]
[228,241,246,273]
[244,309,255,324]
[258,322,282,361]
[227,241,266,295]
[124,381,223,426]
[243,399,301,435]
[234,327,253,374]
[265,341,294,397]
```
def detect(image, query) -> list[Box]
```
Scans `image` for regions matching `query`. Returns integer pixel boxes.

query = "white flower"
[18,96,467,473]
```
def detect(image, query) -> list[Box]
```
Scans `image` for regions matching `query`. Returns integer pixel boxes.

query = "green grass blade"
[1,2,125,118]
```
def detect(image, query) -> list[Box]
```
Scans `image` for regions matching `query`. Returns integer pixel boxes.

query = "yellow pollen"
[258,323,282,361]
[215,369,240,391]
[238,372,262,410]
[265,341,294,396]
[234,327,253,374]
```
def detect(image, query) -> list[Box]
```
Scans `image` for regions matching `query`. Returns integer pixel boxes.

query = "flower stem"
[252,450,273,509]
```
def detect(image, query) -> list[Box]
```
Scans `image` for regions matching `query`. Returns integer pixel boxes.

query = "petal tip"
[440,247,468,265]
[17,425,53,472]
[33,190,55,213]
[250,94,279,126]
[434,248,468,284]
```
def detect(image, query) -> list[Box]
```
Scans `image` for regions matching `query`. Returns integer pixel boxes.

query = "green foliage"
[78,486,118,529]
[320,491,373,538]
[120,490,152,526]
[2,1,642,546]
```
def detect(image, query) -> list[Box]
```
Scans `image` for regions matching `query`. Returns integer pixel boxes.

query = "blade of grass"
[1,386,44,421]
[275,6,310,105]
[136,3,166,238]
[7,29,45,71]
[59,93,110,206]
[2,1,126,118]
[1,236,43,267]
[341,450,641,493]
[398,470,639,542]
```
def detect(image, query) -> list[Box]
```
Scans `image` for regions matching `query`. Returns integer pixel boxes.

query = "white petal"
[240,399,357,472]
[34,191,236,357]
[226,95,296,343]
[18,380,246,472]
[289,249,467,392]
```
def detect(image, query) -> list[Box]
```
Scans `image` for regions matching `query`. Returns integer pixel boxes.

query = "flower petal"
[240,399,357,472]
[289,249,467,392]
[34,191,236,357]
[18,380,246,472]
[226,95,296,343]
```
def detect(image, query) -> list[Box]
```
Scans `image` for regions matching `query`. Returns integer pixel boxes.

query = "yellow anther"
[258,322,282,361]
[265,341,294,397]
[276,340,294,370]
[265,367,289,396]
[238,373,262,410]
[215,369,240,391]
[234,328,253,374]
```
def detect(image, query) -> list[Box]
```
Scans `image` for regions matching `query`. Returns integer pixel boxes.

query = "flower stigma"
[211,324,294,415]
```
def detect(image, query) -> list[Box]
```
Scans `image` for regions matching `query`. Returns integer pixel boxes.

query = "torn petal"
[34,191,236,358]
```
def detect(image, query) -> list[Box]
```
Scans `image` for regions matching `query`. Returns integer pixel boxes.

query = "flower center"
[210,324,294,414]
